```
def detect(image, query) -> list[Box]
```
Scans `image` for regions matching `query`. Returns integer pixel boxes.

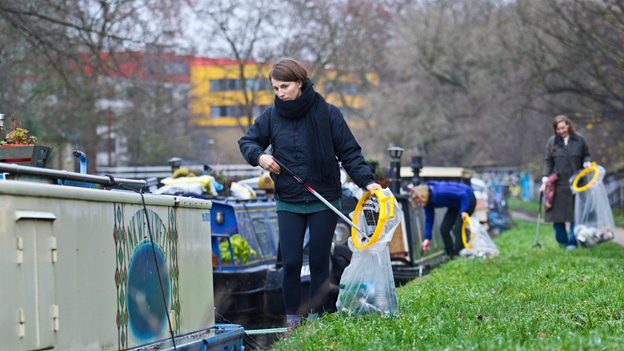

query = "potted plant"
[0,115,50,167]
[0,115,38,145]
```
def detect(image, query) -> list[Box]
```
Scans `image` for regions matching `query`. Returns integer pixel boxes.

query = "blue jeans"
[553,222,576,247]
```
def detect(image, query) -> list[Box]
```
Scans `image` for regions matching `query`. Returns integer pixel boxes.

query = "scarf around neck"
[273,78,334,181]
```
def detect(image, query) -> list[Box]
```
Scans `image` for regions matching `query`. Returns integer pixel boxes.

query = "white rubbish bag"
[336,188,402,315]
[229,181,257,199]
[569,164,615,247]
[157,175,219,195]
[459,217,499,258]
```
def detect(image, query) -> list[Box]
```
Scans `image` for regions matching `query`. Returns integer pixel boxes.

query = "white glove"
[583,161,592,169]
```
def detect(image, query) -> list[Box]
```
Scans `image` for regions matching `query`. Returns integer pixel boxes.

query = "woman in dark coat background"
[238,58,381,330]
[539,115,591,249]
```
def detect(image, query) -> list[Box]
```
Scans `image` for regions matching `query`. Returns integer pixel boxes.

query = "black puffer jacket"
[238,105,373,203]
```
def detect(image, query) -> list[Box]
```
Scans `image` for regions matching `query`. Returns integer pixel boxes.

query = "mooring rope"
[244,327,288,335]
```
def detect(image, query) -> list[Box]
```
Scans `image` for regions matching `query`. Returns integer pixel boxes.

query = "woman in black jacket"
[238,58,381,328]
[539,115,591,249]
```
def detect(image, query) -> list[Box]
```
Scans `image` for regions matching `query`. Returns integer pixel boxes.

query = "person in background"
[238,58,382,330]
[539,115,591,250]
[410,181,476,258]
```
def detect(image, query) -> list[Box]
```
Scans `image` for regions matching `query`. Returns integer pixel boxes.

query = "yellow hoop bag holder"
[461,217,475,249]
[572,162,599,193]
[458,216,499,258]
[351,189,396,249]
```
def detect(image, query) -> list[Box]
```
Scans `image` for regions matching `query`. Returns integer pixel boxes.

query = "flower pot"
[0,144,52,168]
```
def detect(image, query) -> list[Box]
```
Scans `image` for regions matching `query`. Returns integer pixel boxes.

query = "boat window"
[251,217,272,258]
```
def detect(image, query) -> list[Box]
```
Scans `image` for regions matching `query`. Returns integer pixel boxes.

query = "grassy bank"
[272,221,624,350]
[507,197,624,228]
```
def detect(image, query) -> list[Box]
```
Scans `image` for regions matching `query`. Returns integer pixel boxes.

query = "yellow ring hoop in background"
[461,218,474,249]
[351,189,395,249]
[572,162,598,193]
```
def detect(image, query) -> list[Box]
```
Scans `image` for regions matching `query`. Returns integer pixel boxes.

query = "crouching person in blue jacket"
[410,181,476,259]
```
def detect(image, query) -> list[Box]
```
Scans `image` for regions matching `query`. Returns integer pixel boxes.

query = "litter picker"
[414,208,425,277]
[534,192,543,249]
[273,158,370,239]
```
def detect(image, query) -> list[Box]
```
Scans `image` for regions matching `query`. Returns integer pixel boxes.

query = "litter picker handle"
[273,158,302,183]
[273,158,369,239]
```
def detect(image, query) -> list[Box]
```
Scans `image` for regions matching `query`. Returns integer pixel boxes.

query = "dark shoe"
[283,314,301,339]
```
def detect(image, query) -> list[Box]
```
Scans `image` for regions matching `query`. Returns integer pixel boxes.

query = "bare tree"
[192,0,282,133]
[366,0,552,169]
[517,0,624,167]
[280,0,404,160]
[0,0,188,172]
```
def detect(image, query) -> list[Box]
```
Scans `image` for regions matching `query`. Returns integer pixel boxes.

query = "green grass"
[271,221,624,350]
[507,197,624,228]
[507,197,540,217]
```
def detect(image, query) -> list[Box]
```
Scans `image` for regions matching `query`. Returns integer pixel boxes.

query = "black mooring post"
[387,147,405,195]
[411,155,423,186]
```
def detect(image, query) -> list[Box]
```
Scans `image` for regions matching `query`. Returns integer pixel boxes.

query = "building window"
[210,105,244,118]
[98,138,116,153]
[209,78,271,92]
[164,62,189,76]
[210,104,271,118]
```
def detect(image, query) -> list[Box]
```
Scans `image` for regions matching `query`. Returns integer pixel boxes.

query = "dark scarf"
[274,78,333,181]
[553,133,575,152]
[554,134,565,149]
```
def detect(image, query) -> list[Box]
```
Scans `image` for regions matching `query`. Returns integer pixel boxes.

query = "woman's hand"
[259,154,281,174]
[366,183,382,194]
[583,161,592,169]
[461,212,469,221]
[539,182,546,194]
[421,239,431,253]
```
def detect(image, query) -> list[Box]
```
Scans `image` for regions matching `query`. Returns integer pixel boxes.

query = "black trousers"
[277,210,337,315]
[440,193,477,257]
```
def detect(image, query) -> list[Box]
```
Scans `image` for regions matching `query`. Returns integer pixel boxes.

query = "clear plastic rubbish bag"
[569,164,615,247]
[459,217,499,258]
[336,188,401,315]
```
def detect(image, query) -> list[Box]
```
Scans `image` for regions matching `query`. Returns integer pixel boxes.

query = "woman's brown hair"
[550,115,577,153]
[268,58,308,84]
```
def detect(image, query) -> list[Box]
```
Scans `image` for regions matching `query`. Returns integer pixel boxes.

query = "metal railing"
[96,164,263,179]
[608,186,624,212]
[0,163,146,187]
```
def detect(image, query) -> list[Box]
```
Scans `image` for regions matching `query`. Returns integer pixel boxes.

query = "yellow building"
[190,57,376,163]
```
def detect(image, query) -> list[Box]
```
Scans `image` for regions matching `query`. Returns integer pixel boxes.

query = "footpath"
[509,211,624,247]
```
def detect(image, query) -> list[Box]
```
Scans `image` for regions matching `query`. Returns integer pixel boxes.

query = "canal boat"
[0,162,244,351]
